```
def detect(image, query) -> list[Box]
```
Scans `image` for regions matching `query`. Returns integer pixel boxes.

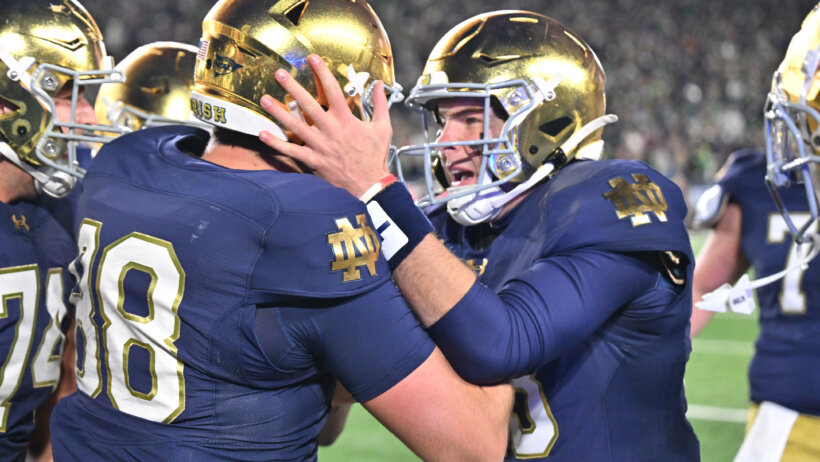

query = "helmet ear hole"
[489,96,508,120]
[236,46,259,59]
[284,0,308,26]
[539,117,573,137]
[0,96,20,115]
[432,155,450,189]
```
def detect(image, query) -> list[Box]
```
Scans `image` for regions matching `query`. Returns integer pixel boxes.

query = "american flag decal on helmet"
[197,39,210,61]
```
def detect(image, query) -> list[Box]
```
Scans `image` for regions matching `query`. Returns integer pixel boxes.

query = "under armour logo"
[603,174,668,227]
[327,214,380,282]
[11,214,30,232]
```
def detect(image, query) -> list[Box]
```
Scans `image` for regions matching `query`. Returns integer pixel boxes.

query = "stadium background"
[79,0,817,460]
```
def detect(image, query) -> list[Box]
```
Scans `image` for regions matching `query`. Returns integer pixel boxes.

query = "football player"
[260,10,700,460]
[691,4,820,460]
[0,0,121,459]
[94,41,211,134]
[49,1,512,460]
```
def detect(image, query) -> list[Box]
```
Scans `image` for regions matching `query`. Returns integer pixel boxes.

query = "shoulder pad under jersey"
[692,184,728,229]
[252,174,392,298]
[544,159,693,258]
[692,149,765,229]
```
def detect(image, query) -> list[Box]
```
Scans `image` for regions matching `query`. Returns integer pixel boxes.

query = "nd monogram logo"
[11,214,30,232]
[603,174,668,227]
[327,214,380,282]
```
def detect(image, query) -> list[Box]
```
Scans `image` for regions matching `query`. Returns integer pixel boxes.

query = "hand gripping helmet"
[190,0,403,140]
[396,10,618,225]
[764,3,820,244]
[0,0,125,198]
[95,41,210,132]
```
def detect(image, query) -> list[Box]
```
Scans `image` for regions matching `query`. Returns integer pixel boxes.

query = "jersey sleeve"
[250,176,393,298]
[427,249,671,384]
[314,282,435,402]
[544,160,694,258]
[255,280,435,402]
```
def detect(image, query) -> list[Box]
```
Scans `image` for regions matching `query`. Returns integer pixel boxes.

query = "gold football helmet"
[396,10,618,225]
[0,0,124,197]
[95,41,210,131]
[765,3,820,243]
[190,0,403,140]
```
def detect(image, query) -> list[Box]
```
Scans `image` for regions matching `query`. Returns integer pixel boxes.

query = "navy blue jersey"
[429,159,699,461]
[712,150,820,416]
[50,126,434,461]
[0,196,73,461]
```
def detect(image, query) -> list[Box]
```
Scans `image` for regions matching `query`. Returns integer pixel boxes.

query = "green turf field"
[319,230,758,461]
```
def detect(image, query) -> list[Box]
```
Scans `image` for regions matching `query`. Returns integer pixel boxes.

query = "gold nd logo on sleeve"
[11,214,30,232]
[603,174,669,227]
[327,214,381,282]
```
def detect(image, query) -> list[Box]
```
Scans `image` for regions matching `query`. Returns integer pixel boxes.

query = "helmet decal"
[0,0,126,197]
[395,10,617,224]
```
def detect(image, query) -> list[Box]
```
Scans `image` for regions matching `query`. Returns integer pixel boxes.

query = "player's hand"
[258,54,393,198]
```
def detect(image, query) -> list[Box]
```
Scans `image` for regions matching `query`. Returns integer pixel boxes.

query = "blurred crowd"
[82,0,818,200]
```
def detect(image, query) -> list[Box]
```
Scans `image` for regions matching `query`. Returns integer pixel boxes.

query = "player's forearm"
[364,347,512,461]
[28,396,55,461]
[691,266,721,337]
[318,384,354,445]
[28,317,78,459]
[690,206,748,336]
[448,382,513,461]
[689,306,715,337]
[56,317,78,399]
[392,235,476,326]
[317,403,352,446]
[363,182,476,325]
[409,382,513,462]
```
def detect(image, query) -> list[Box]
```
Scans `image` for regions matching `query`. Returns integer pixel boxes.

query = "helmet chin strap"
[446,175,506,226]
[696,232,820,315]
[447,114,619,226]
[0,141,76,198]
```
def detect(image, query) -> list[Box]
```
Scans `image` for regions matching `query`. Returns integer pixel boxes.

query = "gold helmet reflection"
[95,41,208,131]
[777,4,820,125]
[435,11,604,180]
[406,11,610,188]
[764,3,820,242]
[0,0,121,197]
[190,0,401,141]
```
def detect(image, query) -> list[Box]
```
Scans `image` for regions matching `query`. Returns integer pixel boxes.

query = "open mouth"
[449,169,476,187]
